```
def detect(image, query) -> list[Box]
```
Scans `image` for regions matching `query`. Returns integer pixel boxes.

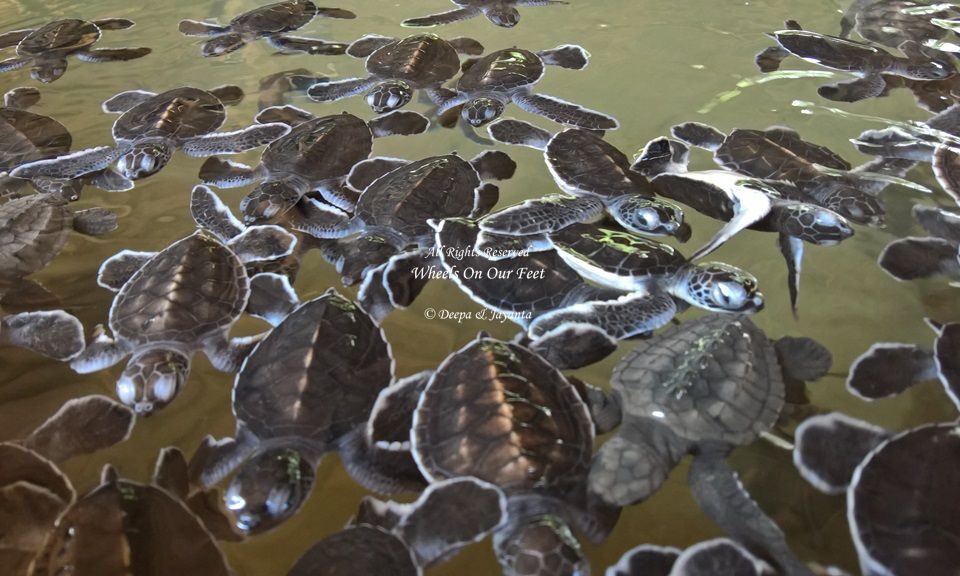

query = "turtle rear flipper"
[200,32,246,57]
[513,92,619,130]
[1,310,84,361]
[755,44,790,73]
[589,419,683,507]
[22,395,134,463]
[774,336,832,381]
[402,7,479,27]
[102,89,157,113]
[75,47,151,63]
[307,76,377,102]
[177,20,230,36]
[632,137,690,176]
[487,118,552,150]
[72,207,118,236]
[671,122,727,151]
[0,28,31,48]
[778,232,804,314]
[11,146,120,180]
[347,157,408,191]
[847,342,937,400]
[314,7,356,19]
[480,194,605,236]
[794,413,889,494]
[182,123,290,157]
[97,249,154,291]
[608,544,681,576]
[688,448,811,576]
[200,157,261,188]
[226,224,297,264]
[368,110,430,137]
[537,44,589,70]
[346,34,395,58]
[672,539,769,576]
[817,74,886,102]
[89,168,134,192]
[266,35,347,56]
[247,272,299,326]
[448,36,484,55]
[255,104,315,126]
[470,150,516,181]
[878,236,960,280]
[190,185,245,240]
[0,56,32,73]
[530,323,618,370]
[4,86,40,109]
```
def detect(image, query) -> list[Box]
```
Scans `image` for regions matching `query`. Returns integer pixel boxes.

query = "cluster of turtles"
[1,0,960,575]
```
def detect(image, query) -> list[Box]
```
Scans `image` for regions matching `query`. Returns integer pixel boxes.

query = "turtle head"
[679,263,764,313]
[899,41,955,80]
[462,97,505,127]
[117,142,173,180]
[487,5,520,27]
[609,196,687,239]
[224,448,315,535]
[31,59,67,83]
[30,177,83,202]
[820,187,885,227]
[366,81,413,113]
[776,204,854,245]
[117,349,190,415]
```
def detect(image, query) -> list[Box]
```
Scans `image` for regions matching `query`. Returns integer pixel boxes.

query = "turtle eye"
[116,375,138,406]
[265,486,293,518]
[712,282,747,309]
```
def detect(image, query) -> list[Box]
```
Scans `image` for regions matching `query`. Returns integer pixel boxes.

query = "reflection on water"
[1,0,958,574]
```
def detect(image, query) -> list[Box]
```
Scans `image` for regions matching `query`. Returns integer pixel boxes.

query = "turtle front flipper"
[878,236,960,280]
[778,233,804,314]
[287,196,354,238]
[688,447,814,576]
[255,104,315,126]
[347,157,409,191]
[402,7,480,27]
[3,86,40,109]
[671,122,727,151]
[847,341,938,400]
[97,250,155,291]
[632,137,690,176]
[379,249,436,309]
[89,168,134,192]
[513,92,619,130]
[323,234,401,285]
[190,184,246,240]
[774,336,832,382]
[266,35,347,56]
[346,34,396,58]
[177,20,230,36]
[487,118,552,150]
[851,127,933,160]
[0,310,84,361]
[589,419,683,506]
[448,36,484,55]
[205,333,264,372]
[933,144,960,203]
[536,44,589,70]
[307,76,378,102]
[22,395,135,462]
[11,146,121,180]
[209,84,244,106]
[530,290,678,343]
[0,56,33,73]
[470,150,516,181]
[181,122,291,157]
[75,47,152,63]
[200,157,262,188]
[69,329,127,373]
[480,194,606,236]
[530,324,618,370]
[226,224,297,264]
[101,89,157,113]
[817,74,886,102]
[794,413,889,494]
[369,110,430,137]
[91,18,135,30]
[0,28,32,49]
[318,183,361,212]
[247,272,299,326]
[200,32,246,57]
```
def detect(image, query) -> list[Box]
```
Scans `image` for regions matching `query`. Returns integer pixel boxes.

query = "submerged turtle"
[481,118,687,240]
[0,18,150,83]
[307,33,483,114]
[587,314,820,576]
[795,414,960,575]
[11,85,289,183]
[256,68,325,110]
[199,105,429,223]
[411,335,620,576]
[70,227,297,415]
[840,0,958,48]
[756,20,954,102]
[648,167,854,311]
[403,0,567,28]
[431,46,619,130]
[194,290,398,534]
[178,0,355,57]
[671,121,886,225]
[877,204,960,282]
[607,539,774,576]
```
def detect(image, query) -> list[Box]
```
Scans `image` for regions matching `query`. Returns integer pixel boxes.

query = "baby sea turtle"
[11,85,289,183]
[482,118,687,239]
[0,18,150,83]
[70,227,296,415]
[432,46,619,129]
[588,315,819,576]
[307,33,483,114]
[649,168,854,311]
[840,0,958,48]
[403,0,567,28]
[193,290,399,535]
[672,121,885,225]
[412,335,617,576]
[756,20,954,102]
[199,106,428,223]
[256,68,324,110]
[795,414,960,575]
[877,205,960,282]
[178,0,355,57]
[607,539,774,576]
[0,88,131,200]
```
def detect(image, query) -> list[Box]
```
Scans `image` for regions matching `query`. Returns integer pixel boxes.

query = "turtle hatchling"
[839,0,959,49]
[307,33,484,114]
[403,0,568,28]
[756,19,954,102]
[70,226,297,415]
[11,85,289,183]
[431,45,619,129]
[199,106,429,223]
[481,118,687,240]
[179,0,355,57]
[0,17,150,83]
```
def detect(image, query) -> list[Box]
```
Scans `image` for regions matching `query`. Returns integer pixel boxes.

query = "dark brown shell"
[458,48,544,94]
[288,526,418,576]
[231,0,318,35]
[0,195,70,281]
[261,113,372,184]
[110,230,249,345]
[716,129,821,183]
[114,87,226,142]
[547,129,650,198]
[412,336,593,492]
[18,19,100,56]
[0,108,72,172]
[366,34,461,87]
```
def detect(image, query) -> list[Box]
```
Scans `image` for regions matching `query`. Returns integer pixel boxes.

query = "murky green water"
[1,0,957,573]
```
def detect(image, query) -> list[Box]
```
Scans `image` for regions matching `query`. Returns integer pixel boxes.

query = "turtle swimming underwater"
[431,46,619,130]
[756,20,954,102]
[307,33,483,114]
[481,118,687,240]
[671,121,886,225]
[199,105,429,223]
[876,205,960,282]
[11,85,289,183]
[0,17,150,83]
[0,87,132,200]
[70,226,297,415]
[256,68,325,110]
[403,0,568,28]
[839,0,959,48]
[179,0,355,57]
[607,539,776,576]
